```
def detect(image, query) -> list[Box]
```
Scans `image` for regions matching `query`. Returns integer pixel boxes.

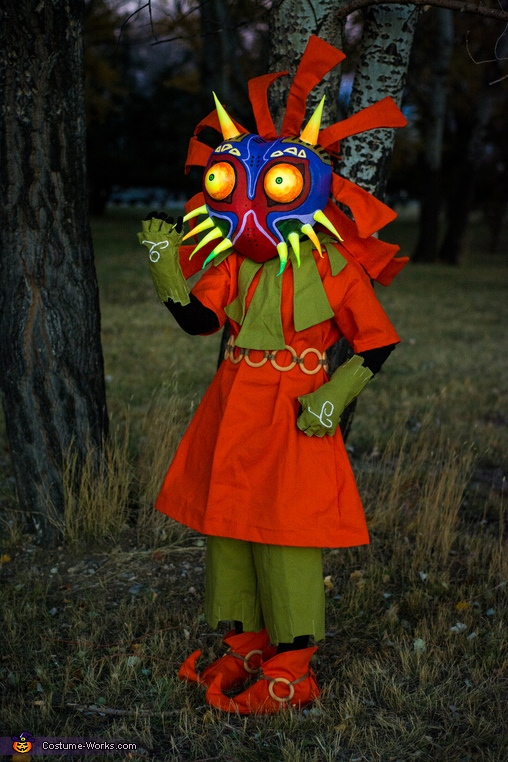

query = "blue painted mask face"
[203,133,332,268]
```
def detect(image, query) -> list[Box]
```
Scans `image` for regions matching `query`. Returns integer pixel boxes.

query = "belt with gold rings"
[224,336,328,375]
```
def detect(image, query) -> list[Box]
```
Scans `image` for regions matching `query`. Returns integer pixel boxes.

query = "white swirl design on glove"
[307,400,334,428]
[142,239,170,262]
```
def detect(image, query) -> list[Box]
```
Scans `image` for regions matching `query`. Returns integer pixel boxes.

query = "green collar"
[224,235,347,350]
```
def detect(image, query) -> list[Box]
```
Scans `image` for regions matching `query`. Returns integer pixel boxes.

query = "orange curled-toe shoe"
[178,628,276,691]
[205,646,320,714]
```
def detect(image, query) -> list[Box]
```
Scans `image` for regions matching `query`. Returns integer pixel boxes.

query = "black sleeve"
[358,344,396,375]
[164,293,220,335]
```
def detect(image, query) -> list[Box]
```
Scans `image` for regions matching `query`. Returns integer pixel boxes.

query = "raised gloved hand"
[297,354,373,437]
[137,212,190,305]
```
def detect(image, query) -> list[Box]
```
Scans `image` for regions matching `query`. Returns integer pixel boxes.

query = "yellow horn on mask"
[299,96,325,146]
[213,92,243,141]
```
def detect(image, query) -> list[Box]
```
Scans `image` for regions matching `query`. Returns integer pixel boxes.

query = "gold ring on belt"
[224,337,328,375]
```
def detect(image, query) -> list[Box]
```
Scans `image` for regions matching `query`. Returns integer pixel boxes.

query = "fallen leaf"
[1,554,11,563]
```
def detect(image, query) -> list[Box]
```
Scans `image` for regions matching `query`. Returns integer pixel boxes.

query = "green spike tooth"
[276,241,288,276]
[182,216,214,242]
[288,232,301,268]
[183,204,208,223]
[202,237,234,268]
[313,209,343,241]
[189,227,223,260]
[202,251,220,268]
[210,236,233,257]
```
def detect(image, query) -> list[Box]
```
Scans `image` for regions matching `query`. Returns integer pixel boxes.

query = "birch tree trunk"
[267,0,344,132]
[0,0,108,541]
[340,4,420,197]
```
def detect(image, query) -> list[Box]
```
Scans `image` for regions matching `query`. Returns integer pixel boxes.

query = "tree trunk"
[340,4,420,196]
[332,5,419,434]
[438,24,508,265]
[267,0,343,132]
[0,0,108,541]
[200,0,249,105]
[412,8,453,263]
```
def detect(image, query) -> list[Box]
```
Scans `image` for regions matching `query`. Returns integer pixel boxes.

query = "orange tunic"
[155,245,400,548]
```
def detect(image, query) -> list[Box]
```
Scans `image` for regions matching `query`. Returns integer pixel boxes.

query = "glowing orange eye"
[205,162,236,200]
[264,163,304,203]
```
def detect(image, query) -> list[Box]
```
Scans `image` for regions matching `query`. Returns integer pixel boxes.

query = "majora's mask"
[181,36,408,284]
[183,95,341,276]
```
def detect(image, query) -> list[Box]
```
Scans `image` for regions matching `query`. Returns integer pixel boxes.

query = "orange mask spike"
[213,92,242,140]
[299,96,325,146]
[301,224,323,256]
[182,216,214,242]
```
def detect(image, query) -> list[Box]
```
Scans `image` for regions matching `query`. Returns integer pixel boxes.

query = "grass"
[0,209,507,761]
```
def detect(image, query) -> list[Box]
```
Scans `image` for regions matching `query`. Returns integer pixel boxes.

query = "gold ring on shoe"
[267,676,295,702]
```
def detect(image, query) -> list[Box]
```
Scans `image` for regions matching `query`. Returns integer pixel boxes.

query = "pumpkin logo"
[12,732,34,753]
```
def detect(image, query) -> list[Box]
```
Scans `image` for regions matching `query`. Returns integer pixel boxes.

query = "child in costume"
[138,36,408,714]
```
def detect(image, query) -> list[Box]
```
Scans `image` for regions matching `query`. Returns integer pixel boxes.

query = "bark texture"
[340,4,419,198]
[267,0,344,132]
[0,0,108,540]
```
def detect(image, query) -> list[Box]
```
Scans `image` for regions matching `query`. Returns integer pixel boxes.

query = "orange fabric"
[318,96,407,155]
[185,137,213,174]
[376,255,410,286]
[205,647,320,714]
[280,36,346,137]
[155,246,400,548]
[248,72,288,139]
[179,628,274,690]
[331,173,397,238]
[321,199,407,286]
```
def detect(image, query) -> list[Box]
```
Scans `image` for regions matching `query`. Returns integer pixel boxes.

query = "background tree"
[0,0,108,541]
[404,7,508,263]
[411,8,454,263]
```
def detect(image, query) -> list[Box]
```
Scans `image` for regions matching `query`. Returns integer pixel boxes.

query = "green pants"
[204,536,326,645]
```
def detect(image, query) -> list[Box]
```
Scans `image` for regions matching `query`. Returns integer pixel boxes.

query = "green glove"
[297,354,373,437]
[137,214,190,305]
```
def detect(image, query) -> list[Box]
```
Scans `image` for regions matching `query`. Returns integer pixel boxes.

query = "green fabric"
[204,536,325,644]
[297,354,373,437]
[227,257,285,350]
[137,217,189,305]
[324,240,348,277]
[224,257,263,325]
[291,240,335,332]
[224,234,347,350]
